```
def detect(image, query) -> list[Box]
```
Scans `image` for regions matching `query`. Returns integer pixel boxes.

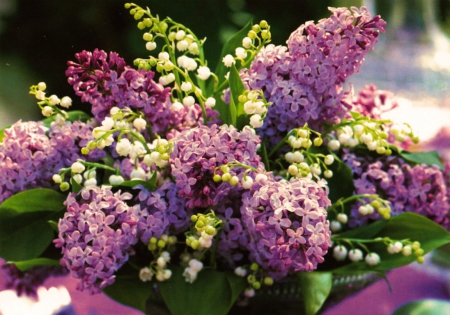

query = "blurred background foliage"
[1,0,450,125]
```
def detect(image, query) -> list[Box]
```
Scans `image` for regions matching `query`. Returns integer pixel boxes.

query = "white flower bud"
[328,139,340,151]
[175,30,186,40]
[197,66,211,80]
[188,42,199,55]
[52,174,62,184]
[73,174,83,184]
[324,155,334,165]
[255,173,268,185]
[48,94,60,105]
[183,96,196,107]
[36,90,46,101]
[293,151,304,163]
[333,245,348,261]
[130,168,146,180]
[181,81,192,92]
[235,47,247,59]
[249,114,263,128]
[176,40,189,51]
[109,175,124,185]
[222,54,235,67]
[133,117,147,131]
[42,106,53,117]
[348,249,364,262]
[71,162,85,174]
[285,152,295,163]
[84,178,97,187]
[337,213,348,224]
[139,267,153,282]
[330,220,342,232]
[324,169,333,178]
[205,97,216,108]
[242,37,252,48]
[158,52,170,61]
[365,252,380,266]
[188,259,203,272]
[116,138,132,156]
[242,176,254,189]
[234,266,247,277]
[146,41,157,51]
[38,82,47,91]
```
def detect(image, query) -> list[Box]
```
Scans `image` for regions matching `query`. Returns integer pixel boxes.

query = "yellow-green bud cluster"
[29,82,72,120]
[186,212,222,250]
[242,263,274,292]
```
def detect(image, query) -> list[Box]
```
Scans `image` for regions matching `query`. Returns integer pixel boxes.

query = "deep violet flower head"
[240,175,331,279]
[0,120,103,204]
[240,7,386,149]
[169,124,264,209]
[54,186,141,294]
[65,49,219,136]
[342,150,450,229]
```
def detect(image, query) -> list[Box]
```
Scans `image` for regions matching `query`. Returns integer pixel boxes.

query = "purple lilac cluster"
[214,191,251,268]
[169,124,264,209]
[1,263,68,297]
[66,49,218,136]
[135,181,190,242]
[240,175,331,280]
[0,120,102,204]
[241,6,386,148]
[342,150,450,229]
[54,186,141,293]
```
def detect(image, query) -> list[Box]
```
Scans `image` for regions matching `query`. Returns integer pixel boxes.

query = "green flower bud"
[252,24,261,33]
[157,239,166,248]
[313,137,323,146]
[247,30,257,39]
[238,94,247,103]
[213,174,222,182]
[250,263,259,271]
[60,182,70,192]
[260,20,268,28]
[263,277,274,286]
[137,21,145,30]
[252,281,261,290]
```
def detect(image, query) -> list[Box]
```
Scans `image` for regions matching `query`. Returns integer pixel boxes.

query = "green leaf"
[114,175,157,191]
[392,299,450,315]
[214,95,231,125]
[70,178,83,193]
[0,189,66,261]
[42,110,91,126]
[158,265,242,315]
[326,157,355,204]
[298,272,332,315]
[0,125,9,142]
[0,188,66,216]
[228,63,248,130]
[399,150,443,169]
[214,20,253,91]
[333,213,450,274]
[225,271,247,305]
[103,263,155,312]
[12,258,61,272]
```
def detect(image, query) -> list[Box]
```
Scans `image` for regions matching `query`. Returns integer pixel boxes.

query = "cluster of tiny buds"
[182,258,204,283]
[333,245,381,266]
[213,164,267,190]
[238,90,270,128]
[222,20,271,69]
[141,235,177,282]
[53,161,97,191]
[30,82,72,118]
[358,199,391,220]
[234,263,274,298]
[385,239,424,263]
[284,128,334,179]
[329,213,348,232]
[186,213,221,250]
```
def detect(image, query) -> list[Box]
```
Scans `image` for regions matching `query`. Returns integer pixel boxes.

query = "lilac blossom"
[66,49,219,136]
[342,151,450,229]
[54,186,140,293]
[0,120,103,205]
[169,124,264,209]
[240,7,386,149]
[240,175,331,279]
[1,263,68,297]
[135,181,191,242]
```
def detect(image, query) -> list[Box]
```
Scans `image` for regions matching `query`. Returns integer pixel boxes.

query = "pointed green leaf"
[0,189,66,261]
[12,258,61,272]
[214,20,253,91]
[392,299,450,315]
[399,150,443,169]
[325,158,355,204]
[298,272,332,315]
[158,266,236,315]
[0,188,66,216]
[228,63,248,130]
[332,213,450,274]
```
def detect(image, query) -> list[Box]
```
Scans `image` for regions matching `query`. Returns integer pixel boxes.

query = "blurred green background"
[1,0,450,125]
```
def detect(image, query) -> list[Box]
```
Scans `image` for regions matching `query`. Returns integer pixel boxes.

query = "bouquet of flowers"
[1,3,450,315]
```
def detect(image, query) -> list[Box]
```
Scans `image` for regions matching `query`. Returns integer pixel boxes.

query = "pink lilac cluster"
[1,263,68,297]
[342,150,450,229]
[240,6,386,148]
[0,120,103,204]
[347,84,398,119]
[54,186,141,293]
[240,175,331,279]
[134,181,191,242]
[66,49,218,136]
[168,124,264,209]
